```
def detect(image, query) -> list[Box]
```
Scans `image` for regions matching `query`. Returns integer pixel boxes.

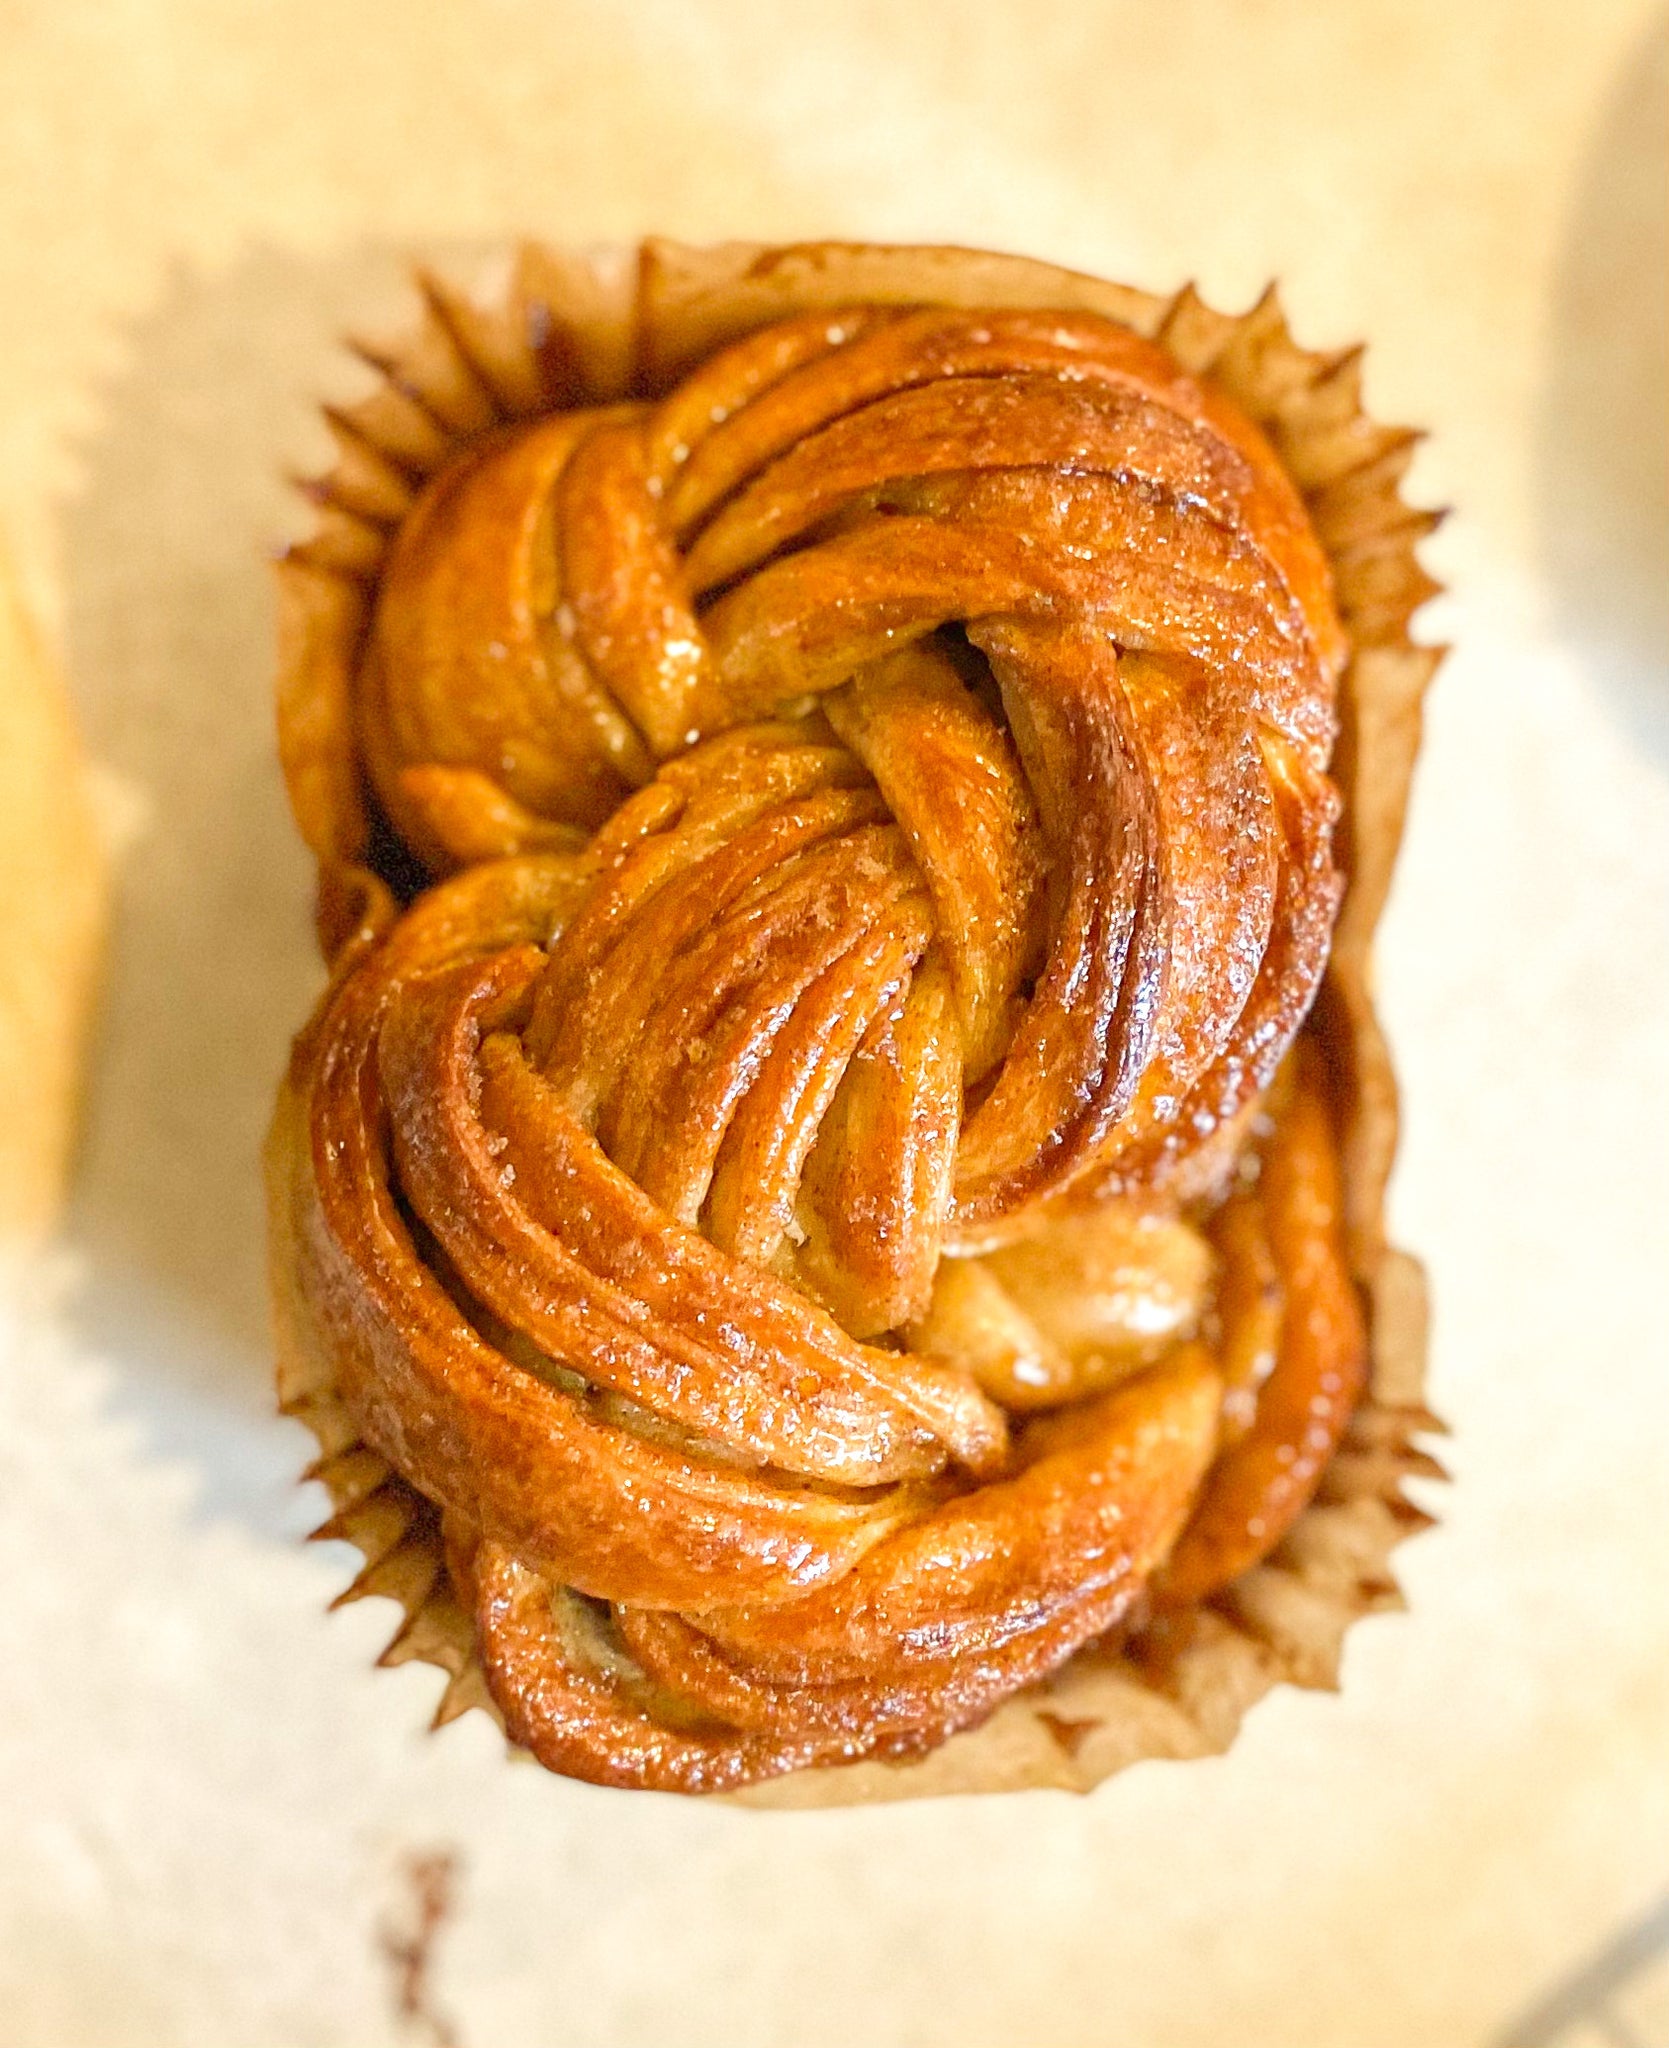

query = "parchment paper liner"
[267,240,1444,1804]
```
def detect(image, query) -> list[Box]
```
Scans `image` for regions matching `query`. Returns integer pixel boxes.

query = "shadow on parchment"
[59,244,484,1528]
[1537,7,1669,763]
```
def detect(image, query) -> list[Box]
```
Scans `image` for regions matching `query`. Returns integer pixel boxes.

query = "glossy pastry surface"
[271,243,1436,1796]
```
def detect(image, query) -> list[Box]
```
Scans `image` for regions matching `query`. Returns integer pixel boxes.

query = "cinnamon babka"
[269,241,1441,1799]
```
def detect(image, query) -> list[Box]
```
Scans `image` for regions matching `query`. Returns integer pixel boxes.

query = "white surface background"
[1,2,1665,2043]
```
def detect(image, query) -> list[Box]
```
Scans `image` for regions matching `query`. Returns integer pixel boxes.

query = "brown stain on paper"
[378,1848,465,2048]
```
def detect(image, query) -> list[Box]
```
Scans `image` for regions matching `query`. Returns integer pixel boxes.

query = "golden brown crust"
[268,241,1440,1802]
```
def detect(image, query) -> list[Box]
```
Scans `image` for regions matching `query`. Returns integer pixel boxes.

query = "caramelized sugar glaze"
[270,243,1441,1795]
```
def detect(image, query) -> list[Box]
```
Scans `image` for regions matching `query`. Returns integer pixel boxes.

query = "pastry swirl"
[271,243,1439,1796]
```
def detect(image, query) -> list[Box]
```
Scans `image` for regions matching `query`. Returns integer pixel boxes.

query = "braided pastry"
[269,242,1441,1798]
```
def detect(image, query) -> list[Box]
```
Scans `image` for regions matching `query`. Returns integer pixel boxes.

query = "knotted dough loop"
[362,302,1349,1242]
[271,243,1441,1798]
